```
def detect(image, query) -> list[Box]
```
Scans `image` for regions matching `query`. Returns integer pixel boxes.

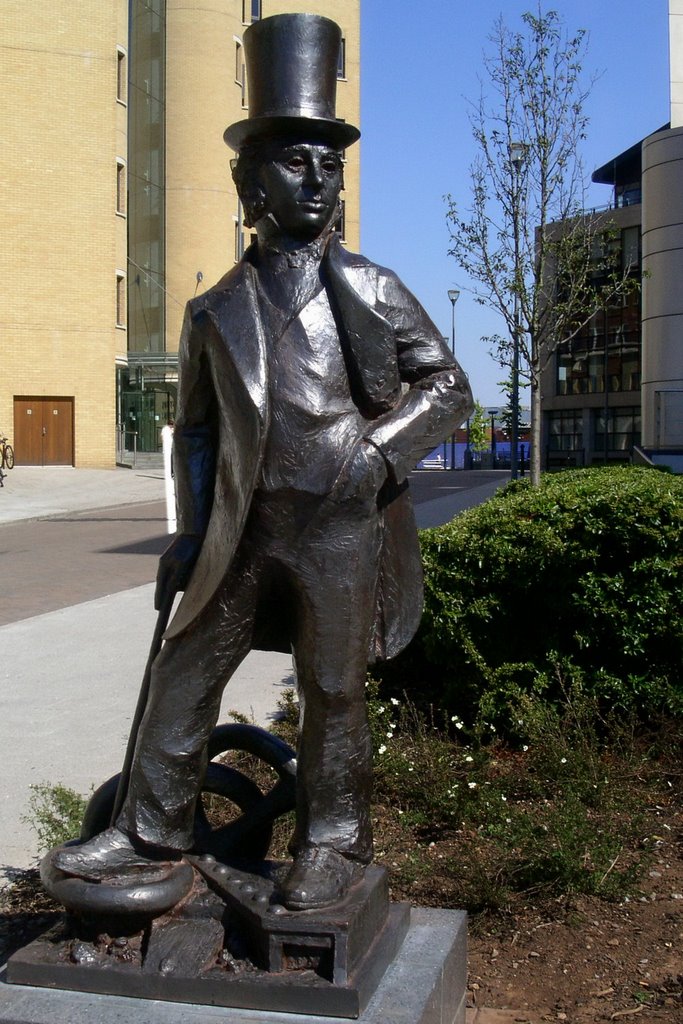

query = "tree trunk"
[530,377,543,486]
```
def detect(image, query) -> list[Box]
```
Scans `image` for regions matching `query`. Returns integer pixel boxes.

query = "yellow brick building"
[1,0,360,467]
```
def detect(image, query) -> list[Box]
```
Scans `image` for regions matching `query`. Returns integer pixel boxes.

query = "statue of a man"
[56,14,473,911]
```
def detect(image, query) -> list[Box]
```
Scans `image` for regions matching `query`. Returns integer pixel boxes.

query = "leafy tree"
[446,7,638,485]
[468,400,490,453]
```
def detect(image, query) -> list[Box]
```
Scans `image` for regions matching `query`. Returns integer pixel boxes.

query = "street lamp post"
[489,410,497,467]
[509,141,525,481]
[448,288,460,469]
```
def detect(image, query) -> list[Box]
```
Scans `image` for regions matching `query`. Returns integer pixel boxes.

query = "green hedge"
[379,467,683,728]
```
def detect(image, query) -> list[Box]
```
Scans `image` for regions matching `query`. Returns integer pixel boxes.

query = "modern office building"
[1,0,361,467]
[541,0,683,471]
[540,178,643,468]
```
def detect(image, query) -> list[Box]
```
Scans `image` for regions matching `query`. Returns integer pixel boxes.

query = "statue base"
[2,907,467,1023]
[7,862,415,1019]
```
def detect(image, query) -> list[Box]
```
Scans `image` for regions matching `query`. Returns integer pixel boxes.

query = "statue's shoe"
[281,846,362,911]
[52,827,179,882]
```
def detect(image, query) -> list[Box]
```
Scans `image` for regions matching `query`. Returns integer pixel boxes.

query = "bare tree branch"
[445,5,637,484]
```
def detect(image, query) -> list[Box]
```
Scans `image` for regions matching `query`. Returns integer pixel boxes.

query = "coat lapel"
[203,254,269,421]
[323,235,401,418]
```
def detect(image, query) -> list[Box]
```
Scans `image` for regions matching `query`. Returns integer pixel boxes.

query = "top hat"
[224,13,360,151]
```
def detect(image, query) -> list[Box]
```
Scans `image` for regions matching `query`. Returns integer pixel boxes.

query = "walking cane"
[109,584,178,826]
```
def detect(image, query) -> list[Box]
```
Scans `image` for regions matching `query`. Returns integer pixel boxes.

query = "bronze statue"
[54,13,473,913]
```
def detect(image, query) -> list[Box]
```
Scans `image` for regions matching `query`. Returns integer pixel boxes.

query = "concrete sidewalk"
[0,466,167,525]
[0,585,294,873]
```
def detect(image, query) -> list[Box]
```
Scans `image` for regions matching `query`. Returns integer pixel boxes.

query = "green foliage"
[379,467,683,728]
[367,682,654,912]
[468,401,490,454]
[24,783,88,854]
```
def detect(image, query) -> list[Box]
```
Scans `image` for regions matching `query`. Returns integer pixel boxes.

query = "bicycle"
[0,436,14,471]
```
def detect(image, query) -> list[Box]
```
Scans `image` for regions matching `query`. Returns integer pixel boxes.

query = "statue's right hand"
[154,534,203,610]
[329,440,389,505]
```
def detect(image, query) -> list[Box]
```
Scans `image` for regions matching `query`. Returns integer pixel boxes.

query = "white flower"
[501,795,507,801]
[560,757,567,764]
[390,697,400,706]
[386,731,393,739]
[455,722,464,730]
[465,755,474,763]
[523,745,529,752]
[468,782,477,789]
[377,706,385,714]
[378,744,387,755]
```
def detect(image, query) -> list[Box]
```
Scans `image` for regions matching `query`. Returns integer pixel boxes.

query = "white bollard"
[161,422,177,534]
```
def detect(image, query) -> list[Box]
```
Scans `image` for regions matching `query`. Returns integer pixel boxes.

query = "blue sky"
[359,0,670,407]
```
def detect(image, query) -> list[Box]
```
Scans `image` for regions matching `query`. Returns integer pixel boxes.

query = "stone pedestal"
[0,908,467,1024]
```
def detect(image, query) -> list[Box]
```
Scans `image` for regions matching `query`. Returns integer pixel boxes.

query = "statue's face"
[258,141,343,241]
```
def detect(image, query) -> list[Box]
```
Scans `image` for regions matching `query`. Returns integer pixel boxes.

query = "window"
[547,410,583,452]
[622,226,640,273]
[116,159,126,215]
[116,272,126,328]
[234,39,246,106]
[615,181,641,208]
[116,47,127,104]
[337,37,346,79]
[594,406,641,453]
[242,0,261,23]
[556,343,588,396]
[556,332,642,398]
[556,278,642,397]
[334,198,346,241]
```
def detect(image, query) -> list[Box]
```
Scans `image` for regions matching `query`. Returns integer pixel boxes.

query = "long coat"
[164,234,473,658]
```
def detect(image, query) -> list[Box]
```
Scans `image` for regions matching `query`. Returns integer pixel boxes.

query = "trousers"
[118,486,382,862]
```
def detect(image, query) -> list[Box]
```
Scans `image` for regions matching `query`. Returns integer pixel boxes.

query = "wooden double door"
[14,397,74,466]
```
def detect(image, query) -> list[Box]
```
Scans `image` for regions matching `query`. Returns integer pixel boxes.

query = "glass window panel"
[622,226,640,272]
[337,38,346,78]
[547,411,583,451]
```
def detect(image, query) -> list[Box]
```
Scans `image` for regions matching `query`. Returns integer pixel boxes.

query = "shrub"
[378,467,683,730]
[24,783,88,855]
[367,684,649,908]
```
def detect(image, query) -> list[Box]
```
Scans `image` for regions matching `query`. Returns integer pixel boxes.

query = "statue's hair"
[230,138,345,229]
[230,143,269,228]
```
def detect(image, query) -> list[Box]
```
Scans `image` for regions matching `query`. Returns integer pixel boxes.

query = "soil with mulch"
[373,797,682,1024]
[2,802,680,1023]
